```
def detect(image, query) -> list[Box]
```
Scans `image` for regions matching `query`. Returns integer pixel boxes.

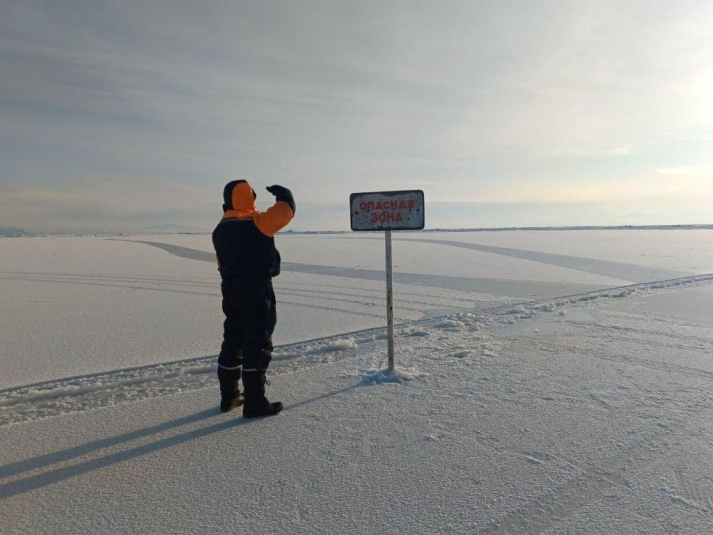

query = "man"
[212,180,295,417]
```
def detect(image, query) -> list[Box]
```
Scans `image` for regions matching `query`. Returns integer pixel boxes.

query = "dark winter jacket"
[212,180,294,280]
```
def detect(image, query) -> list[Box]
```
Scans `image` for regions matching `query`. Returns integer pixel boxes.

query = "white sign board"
[350,190,425,231]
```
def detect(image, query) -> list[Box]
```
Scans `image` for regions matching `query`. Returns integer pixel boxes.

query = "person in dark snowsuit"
[212,180,295,417]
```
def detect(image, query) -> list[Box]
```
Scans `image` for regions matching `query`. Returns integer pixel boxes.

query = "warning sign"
[350,190,425,231]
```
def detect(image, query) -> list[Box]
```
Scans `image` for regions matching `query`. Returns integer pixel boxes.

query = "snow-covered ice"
[1,230,713,534]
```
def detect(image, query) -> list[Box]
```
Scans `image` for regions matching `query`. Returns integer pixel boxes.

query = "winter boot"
[242,371,283,418]
[217,367,244,412]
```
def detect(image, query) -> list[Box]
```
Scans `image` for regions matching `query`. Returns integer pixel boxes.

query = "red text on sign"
[359,200,415,211]
[370,212,404,223]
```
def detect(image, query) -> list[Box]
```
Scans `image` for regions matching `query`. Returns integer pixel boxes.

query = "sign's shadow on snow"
[0,386,359,499]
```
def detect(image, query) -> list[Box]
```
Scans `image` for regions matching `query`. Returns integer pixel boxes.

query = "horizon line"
[3,223,713,238]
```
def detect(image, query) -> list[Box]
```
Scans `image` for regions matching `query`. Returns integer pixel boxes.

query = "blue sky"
[1,0,712,232]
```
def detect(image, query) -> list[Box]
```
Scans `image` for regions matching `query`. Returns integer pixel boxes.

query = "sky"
[1,0,712,233]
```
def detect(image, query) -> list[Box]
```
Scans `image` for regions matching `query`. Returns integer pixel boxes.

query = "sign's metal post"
[385,230,395,371]
[349,189,425,372]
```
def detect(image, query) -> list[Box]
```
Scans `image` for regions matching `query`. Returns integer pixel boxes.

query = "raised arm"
[253,185,295,237]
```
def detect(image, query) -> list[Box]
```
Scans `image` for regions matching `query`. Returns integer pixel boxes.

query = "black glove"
[266,185,295,214]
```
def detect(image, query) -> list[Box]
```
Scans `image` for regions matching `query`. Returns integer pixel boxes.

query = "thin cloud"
[656,165,708,176]
[2,1,713,231]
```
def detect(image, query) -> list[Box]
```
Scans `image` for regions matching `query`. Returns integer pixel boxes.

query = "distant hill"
[3,223,711,238]
[128,223,208,234]
[0,227,34,237]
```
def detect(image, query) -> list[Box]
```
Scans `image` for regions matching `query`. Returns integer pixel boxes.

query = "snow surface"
[1,230,713,534]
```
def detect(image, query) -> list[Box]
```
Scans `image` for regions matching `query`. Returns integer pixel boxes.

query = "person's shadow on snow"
[0,384,358,499]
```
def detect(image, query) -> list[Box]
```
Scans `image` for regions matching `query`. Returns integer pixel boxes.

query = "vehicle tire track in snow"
[279,280,487,305]
[577,340,713,384]
[477,416,711,534]
[559,320,713,353]
[394,237,690,283]
[0,270,216,286]
[0,274,220,297]
[0,274,398,320]
[1,274,712,426]
[3,271,467,310]
[279,289,475,315]
[121,239,611,298]
[1,272,485,312]
[666,468,713,512]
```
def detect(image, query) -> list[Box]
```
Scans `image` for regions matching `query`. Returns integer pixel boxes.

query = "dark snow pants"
[218,278,277,372]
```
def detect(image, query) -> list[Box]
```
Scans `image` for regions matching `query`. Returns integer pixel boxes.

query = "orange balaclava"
[222,180,256,219]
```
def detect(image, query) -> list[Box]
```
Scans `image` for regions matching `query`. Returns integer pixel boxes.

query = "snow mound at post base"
[359,366,425,385]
